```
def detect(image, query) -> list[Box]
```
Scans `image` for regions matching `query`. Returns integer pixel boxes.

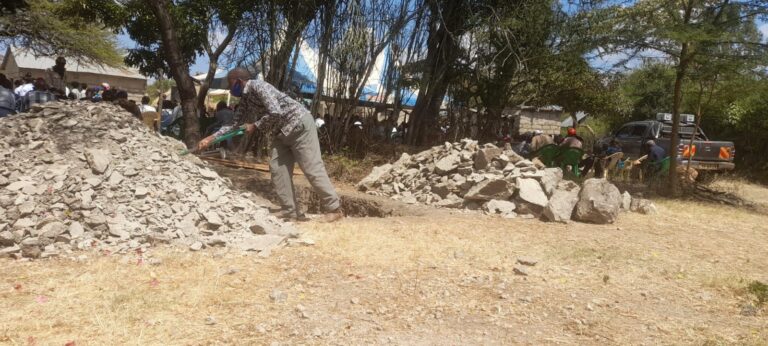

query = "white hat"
[533,130,543,135]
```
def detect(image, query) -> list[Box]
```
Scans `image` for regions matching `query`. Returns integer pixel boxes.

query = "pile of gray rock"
[358,139,654,223]
[0,101,298,259]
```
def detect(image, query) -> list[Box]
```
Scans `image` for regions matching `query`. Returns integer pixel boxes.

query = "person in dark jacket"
[643,140,667,176]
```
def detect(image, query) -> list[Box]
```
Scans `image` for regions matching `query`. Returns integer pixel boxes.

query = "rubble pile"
[358,139,652,223]
[0,102,298,259]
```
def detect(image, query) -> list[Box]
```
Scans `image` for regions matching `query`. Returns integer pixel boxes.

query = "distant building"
[505,105,564,136]
[0,47,147,100]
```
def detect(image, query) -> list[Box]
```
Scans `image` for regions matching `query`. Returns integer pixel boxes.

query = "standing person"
[46,57,68,97]
[199,68,343,222]
[139,96,157,113]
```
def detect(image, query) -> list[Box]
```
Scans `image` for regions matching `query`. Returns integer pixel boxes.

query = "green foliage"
[0,0,122,65]
[121,0,252,77]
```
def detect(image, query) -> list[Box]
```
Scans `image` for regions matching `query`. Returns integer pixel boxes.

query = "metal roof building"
[0,47,147,99]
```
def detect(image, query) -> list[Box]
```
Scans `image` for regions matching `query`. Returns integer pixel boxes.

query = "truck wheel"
[696,172,719,185]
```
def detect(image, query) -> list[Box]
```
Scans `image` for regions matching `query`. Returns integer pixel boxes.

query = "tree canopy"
[0,0,123,65]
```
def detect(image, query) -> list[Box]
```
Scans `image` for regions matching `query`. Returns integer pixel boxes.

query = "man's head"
[53,57,67,77]
[70,81,80,89]
[227,67,252,87]
[216,101,227,111]
[23,73,33,83]
[645,140,655,149]
[533,130,543,136]
[227,67,252,97]
[141,96,150,105]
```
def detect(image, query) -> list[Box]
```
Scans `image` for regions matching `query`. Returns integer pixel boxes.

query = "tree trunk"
[148,0,199,147]
[406,2,461,146]
[266,11,314,90]
[668,42,691,196]
[311,1,335,116]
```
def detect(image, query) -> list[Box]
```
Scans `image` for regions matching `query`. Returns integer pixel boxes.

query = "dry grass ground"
[2,181,768,345]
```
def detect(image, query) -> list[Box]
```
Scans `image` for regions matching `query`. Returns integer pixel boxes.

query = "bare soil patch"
[2,179,767,345]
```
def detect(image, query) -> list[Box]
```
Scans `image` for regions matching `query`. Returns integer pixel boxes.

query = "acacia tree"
[0,0,122,64]
[596,0,768,195]
[122,0,251,146]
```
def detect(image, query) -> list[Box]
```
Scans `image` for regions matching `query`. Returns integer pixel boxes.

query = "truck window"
[615,125,636,138]
[631,125,648,137]
[616,124,647,138]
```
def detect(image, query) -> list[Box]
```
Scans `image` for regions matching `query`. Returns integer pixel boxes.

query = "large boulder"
[630,198,657,214]
[542,181,581,223]
[485,199,516,216]
[540,168,563,197]
[516,178,548,207]
[474,148,503,170]
[435,154,461,175]
[573,179,622,224]
[464,178,514,201]
[357,164,392,191]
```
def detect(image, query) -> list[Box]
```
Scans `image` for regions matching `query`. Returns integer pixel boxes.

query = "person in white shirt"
[139,96,157,113]
[14,76,34,98]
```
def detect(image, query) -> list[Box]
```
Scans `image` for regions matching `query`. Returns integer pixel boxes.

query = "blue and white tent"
[288,42,418,107]
[194,42,420,107]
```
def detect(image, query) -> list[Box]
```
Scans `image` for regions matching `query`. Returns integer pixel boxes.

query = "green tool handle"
[179,126,247,156]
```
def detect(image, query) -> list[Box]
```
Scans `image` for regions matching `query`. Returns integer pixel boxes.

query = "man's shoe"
[275,210,310,222]
[294,213,311,222]
[320,208,344,223]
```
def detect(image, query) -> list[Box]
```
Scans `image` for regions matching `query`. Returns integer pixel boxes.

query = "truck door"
[614,124,648,159]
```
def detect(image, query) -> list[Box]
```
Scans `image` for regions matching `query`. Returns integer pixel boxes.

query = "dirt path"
[2,178,767,345]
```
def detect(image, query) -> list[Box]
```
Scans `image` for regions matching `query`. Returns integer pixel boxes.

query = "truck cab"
[598,113,735,171]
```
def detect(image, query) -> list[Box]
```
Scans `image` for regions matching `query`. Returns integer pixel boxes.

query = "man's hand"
[245,123,257,134]
[197,135,215,151]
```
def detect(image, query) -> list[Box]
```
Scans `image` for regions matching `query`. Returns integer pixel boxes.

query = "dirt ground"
[2,177,768,345]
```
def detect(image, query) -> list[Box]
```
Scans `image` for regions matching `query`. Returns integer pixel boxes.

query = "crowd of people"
[0,57,140,118]
[509,127,668,181]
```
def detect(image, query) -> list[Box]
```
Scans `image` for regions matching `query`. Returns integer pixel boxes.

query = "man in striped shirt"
[200,68,343,223]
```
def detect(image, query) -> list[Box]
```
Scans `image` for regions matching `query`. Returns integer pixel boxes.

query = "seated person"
[139,96,157,113]
[212,101,235,130]
[20,79,55,112]
[160,100,176,130]
[641,140,667,176]
[530,130,553,152]
[560,128,583,149]
[605,139,622,156]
